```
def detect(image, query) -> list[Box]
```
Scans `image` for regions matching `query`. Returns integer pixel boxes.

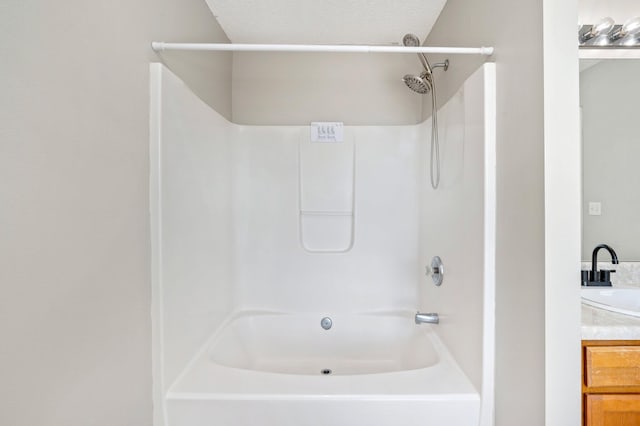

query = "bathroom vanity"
[582,305,640,425]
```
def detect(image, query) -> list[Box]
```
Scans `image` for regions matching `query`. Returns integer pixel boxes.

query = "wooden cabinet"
[585,395,640,425]
[583,341,640,426]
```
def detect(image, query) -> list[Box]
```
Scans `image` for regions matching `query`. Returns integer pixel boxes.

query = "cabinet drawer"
[586,346,640,387]
[585,394,640,425]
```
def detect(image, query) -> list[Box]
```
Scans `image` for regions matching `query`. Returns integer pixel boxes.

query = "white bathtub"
[165,311,480,426]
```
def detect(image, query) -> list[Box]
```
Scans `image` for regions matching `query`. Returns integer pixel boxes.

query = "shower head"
[401,33,445,189]
[402,33,432,75]
[402,33,421,47]
[403,72,431,94]
[401,33,449,95]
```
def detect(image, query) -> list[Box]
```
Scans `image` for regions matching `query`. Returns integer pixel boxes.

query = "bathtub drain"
[320,317,333,330]
[321,369,332,375]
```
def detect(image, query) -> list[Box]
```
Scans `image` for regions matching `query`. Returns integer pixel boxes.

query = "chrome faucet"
[415,312,439,325]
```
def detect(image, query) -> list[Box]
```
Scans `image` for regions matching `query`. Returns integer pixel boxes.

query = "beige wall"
[425,0,547,425]
[0,1,231,425]
[232,52,423,125]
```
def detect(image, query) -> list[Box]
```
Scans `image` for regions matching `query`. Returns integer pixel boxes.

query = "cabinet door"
[586,395,640,426]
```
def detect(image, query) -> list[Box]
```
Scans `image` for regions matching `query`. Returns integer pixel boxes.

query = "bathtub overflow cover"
[321,369,332,375]
[320,317,332,330]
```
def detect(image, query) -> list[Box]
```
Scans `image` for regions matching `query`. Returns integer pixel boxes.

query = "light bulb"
[610,16,640,41]
[622,17,640,36]
[580,17,615,43]
[622,16,640,34]
[621,33,640,46]
[592,17,615,35]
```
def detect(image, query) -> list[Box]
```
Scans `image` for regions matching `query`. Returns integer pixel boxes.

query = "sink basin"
[582,288,640,317]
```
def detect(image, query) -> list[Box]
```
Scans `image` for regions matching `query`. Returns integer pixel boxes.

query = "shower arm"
[151,42,494,56]
[416,52,432,74]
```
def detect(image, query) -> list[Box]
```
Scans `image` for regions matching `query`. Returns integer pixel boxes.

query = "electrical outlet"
[588,201,601,216]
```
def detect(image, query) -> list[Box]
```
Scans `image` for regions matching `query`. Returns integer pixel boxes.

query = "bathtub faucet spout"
[415,312,439,325]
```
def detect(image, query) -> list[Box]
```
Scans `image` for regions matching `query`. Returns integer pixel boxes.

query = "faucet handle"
[599,269,615,283]
[581,270,589,286]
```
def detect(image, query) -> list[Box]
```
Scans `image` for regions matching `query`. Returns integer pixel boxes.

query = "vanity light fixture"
[579,16,640,47]
[609,17,640,42]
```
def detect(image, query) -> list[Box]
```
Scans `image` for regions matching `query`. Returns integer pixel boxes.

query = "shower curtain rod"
[151,42,494,56]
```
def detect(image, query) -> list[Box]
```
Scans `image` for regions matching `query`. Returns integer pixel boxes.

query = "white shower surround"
[150,63,495,426]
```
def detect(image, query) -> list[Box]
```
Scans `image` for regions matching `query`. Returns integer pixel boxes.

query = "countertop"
[582,304,640,340]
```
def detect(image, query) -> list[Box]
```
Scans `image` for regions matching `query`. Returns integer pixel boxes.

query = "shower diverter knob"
[427,256,444,286]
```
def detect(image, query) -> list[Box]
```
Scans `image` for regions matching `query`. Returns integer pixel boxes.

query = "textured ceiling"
[204,0,449,45]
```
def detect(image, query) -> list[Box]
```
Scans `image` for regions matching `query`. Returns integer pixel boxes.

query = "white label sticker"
[310,122,344,143]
